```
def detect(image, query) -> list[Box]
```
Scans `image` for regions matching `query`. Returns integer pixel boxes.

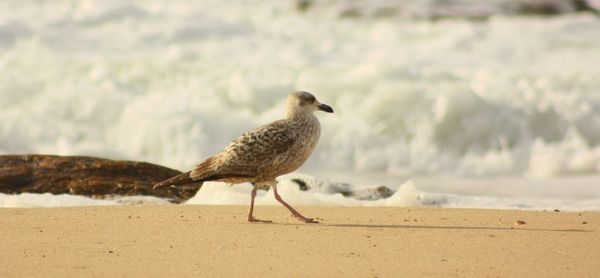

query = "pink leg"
[273,185,318,223]
[247,184,271,223]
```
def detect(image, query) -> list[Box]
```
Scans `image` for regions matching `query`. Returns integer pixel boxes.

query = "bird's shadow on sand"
[270,222,592,233]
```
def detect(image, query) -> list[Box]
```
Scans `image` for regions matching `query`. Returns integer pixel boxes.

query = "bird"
[153,91,334,223]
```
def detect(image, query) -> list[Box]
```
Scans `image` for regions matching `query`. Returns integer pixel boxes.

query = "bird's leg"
[247,183,271,223]
[273,185,318,223]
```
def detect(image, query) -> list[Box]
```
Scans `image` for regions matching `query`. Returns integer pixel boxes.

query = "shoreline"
[1,205,598,277]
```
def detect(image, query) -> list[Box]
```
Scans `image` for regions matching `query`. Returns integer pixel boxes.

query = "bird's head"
[286,91,334,118]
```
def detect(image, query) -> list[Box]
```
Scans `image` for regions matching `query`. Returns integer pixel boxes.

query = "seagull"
[153,91,334,223]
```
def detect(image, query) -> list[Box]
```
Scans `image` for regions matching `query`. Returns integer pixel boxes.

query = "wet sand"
[1,205,598,277]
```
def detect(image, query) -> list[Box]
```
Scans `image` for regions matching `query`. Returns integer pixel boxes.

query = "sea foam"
[1,1,600,209]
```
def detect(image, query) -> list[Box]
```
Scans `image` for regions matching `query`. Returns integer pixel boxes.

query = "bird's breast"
[272,117,321,173]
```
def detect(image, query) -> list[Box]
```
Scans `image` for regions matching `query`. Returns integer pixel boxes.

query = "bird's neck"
[286,111,316,121]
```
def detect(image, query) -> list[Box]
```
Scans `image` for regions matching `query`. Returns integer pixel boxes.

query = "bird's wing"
[190,119,297,180]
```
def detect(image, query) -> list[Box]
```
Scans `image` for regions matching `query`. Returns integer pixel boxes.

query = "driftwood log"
[0,155,200,203]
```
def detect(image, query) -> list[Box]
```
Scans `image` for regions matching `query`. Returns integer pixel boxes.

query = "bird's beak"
[318,103,334,113]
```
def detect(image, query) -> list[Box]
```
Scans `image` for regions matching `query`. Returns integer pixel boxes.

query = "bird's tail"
[153,171,201,189]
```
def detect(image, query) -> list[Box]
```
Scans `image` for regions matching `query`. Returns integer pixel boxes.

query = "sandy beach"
[0,205,598,277]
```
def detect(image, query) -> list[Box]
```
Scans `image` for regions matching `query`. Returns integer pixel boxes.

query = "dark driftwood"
[0,155,200,203]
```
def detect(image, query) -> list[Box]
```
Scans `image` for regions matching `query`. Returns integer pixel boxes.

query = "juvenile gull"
[153,91,334,223]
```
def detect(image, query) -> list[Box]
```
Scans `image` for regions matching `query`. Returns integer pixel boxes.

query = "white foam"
[2,1,600,209]
[186,179,418,206]
[186,178,600,211]
[2,176,599,211]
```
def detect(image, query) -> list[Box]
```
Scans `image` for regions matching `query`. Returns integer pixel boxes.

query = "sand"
[1,205,598,277]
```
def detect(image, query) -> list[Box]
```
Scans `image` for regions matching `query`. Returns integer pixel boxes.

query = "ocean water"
[1,0,600,210]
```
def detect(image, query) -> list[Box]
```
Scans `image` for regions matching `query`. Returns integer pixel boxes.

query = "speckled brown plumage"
[191,116,320,183]
[154,91,333,223]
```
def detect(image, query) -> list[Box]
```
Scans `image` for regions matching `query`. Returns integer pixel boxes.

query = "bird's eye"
[301,94,315,103]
